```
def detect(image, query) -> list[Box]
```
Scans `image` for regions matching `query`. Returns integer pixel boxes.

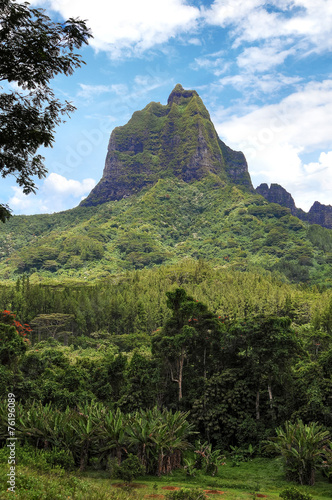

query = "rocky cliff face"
[81,84,253,206]
[307,201,332,228]
[256,183,332,229]
[256,183,297,213]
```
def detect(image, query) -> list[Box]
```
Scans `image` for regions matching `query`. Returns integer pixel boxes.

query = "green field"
[0,457,331,500]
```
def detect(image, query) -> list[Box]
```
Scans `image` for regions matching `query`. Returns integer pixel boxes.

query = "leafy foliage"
[113,453,145,484]
[0,177,331,286]
[0,0,92,218]
[264,420,330,485]
[166,488,206,500]
[279,486,313,500]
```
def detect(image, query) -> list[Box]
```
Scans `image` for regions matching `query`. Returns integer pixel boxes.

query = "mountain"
[81,84,253,207]
[0,84,331,286]
[256,183,332,229]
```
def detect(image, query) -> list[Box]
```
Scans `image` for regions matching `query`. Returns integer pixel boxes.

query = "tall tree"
[0,0,92,220]
[152,288,222,402]
[225,316,300,421]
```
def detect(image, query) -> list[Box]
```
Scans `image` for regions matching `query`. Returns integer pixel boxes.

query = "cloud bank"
[215,80,332,211]
[29,0,199,57]
[9,174,96,215]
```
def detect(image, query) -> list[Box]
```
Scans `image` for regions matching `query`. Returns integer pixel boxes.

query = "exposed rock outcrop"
[307,201,332,228]
[81,84,253,207]
[256,183,332,229]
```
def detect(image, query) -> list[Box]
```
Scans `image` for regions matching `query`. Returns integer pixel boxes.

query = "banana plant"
[264,419,330,485]
[154,408,194,475]
[17,402,63,449]
[127,408,158,472]
[194,440,225,476]
[100,407,128,465]
[69,402,104,471]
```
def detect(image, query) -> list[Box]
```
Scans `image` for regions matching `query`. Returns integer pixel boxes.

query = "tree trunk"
[267,382,276,420]
[116,446,122,465]
[170,350,184,401]
[80,446,88,471]
[178,355,183,400]
[256,390,260,420]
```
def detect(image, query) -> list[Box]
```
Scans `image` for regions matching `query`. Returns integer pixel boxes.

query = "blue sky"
[3,0,332,214]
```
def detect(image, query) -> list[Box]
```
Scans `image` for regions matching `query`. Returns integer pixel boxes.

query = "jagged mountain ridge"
[81,84,253,207]
[256,183,332,229]
[81,83,330,230]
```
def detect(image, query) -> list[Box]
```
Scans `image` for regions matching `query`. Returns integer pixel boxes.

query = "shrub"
[279,486,313,500]
[193,441,226,476]
[114,453,145,484]
[166,488,206,500]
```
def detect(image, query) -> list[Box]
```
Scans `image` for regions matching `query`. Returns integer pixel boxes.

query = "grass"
[1,458,330,499]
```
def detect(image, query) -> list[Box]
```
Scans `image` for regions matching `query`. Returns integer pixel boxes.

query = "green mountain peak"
[81,84,253,207]
[167,83,199,105]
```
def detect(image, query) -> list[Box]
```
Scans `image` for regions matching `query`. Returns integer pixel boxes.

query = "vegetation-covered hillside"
[0,176,332,286]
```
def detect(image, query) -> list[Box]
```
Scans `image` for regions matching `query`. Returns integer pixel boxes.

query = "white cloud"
[29,0,200,58]
[188,38,202,46]
[192,52,231,77]
[216,72,301,98]
[205,0,332,51]
[43,173,95,197]
[203,0,332,78]
[76,83,130,101]
[203,0,265,28]
[214,80,332,211]
[77,84,112,99]
[9,187,49,214]
[237,43,295,73]
[9,174,96,215]
[298,151,332,209]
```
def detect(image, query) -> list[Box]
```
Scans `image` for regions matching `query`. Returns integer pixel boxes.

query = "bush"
[0,442,74,472]
[45,447,75,470]
[193,441,226,476]
[166,488,206,500]
[280,486,313,500]
[113,453,145,484]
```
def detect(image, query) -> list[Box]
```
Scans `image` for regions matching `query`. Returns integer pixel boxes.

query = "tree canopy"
[0,0,92,221]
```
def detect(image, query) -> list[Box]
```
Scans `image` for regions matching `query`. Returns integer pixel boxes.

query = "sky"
[3,0,332,215]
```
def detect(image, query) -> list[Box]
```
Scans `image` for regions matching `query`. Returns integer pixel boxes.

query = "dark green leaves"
[0,0,92,218]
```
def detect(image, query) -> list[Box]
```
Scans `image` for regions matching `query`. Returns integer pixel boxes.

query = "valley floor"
[1,458,331,500]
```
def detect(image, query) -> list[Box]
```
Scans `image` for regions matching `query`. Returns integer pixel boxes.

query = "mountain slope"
[1,176,332,286]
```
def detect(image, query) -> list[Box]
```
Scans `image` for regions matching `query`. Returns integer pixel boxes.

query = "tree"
[113,453,145,485]
[0,0,92,221]
[30,313,74,344]
[0,310,30,366]
[0,323,27,365]
[152,289,199,402]
[152,288,223,402]
[224,316,300,421]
